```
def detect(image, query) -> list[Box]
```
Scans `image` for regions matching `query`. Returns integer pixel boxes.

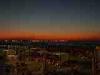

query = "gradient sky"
[0,0,100,40]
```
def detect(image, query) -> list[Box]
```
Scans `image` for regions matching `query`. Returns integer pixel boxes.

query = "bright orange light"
[0,31,100,41]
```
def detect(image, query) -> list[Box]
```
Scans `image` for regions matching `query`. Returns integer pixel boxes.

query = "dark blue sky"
[0,0,100,39]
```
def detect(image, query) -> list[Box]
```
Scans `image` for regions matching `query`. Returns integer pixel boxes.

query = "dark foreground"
[0,40,100,75]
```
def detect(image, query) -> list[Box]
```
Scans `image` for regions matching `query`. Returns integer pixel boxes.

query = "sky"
[0,0,100,40]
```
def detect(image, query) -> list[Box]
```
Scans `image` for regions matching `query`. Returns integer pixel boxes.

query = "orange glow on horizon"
[0,32,100,41]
